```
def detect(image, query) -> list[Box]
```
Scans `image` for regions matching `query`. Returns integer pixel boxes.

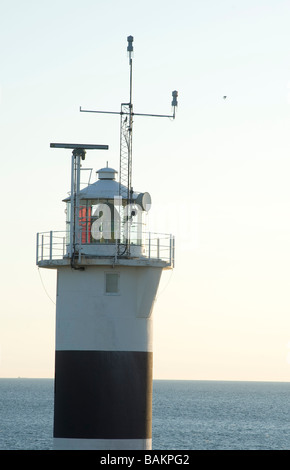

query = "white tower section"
[36,155,175,450]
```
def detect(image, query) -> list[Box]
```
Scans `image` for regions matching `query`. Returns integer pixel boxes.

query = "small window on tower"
[105,272,120,294]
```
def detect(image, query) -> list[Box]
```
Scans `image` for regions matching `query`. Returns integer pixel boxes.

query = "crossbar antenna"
[80,36,178,256]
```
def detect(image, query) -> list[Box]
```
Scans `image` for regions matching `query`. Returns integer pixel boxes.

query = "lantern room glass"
[66,198,146,248]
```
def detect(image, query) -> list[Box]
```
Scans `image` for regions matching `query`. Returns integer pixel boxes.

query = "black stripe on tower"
[53,350,153,439]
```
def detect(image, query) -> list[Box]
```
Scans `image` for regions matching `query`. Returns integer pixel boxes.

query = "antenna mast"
[119,35,134,203]
[80,36,178,257]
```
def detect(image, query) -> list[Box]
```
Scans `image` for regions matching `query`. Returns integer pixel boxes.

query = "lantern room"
[64,163,152,258]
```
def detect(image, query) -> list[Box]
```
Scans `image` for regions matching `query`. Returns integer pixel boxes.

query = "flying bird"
[223,96,227,99]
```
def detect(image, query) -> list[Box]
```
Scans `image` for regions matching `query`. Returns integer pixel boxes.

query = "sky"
[1,0,290,381]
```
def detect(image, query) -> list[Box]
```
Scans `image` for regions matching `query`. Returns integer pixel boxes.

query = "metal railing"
[36,231,68,263]
[142,232,175,266]
[36,230,175,266]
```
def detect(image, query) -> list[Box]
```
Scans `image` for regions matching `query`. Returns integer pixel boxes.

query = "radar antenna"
[50,143,109,267]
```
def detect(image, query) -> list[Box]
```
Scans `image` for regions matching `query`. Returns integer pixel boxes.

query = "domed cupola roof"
[63,165,128,201]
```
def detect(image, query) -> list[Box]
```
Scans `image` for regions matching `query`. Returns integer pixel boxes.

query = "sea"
[1,378,290,451]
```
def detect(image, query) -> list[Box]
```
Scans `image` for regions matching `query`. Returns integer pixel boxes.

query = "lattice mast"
[119,36,134,203]
[79,35,178,257]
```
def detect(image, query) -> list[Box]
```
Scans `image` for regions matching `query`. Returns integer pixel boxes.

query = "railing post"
[172,235,175,268]
[36,233,39,264]
[49,231,53,261]
[157,237,160,259]
[78,228,82,262]
[169,234,172,266]
[148,232,151,259]
[41,235,44,261]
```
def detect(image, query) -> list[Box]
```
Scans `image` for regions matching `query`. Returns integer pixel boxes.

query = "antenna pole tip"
[171,90,178,107]
[127,35,134,52]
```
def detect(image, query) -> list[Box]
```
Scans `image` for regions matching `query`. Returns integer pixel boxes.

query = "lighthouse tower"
[36,37,177,450]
